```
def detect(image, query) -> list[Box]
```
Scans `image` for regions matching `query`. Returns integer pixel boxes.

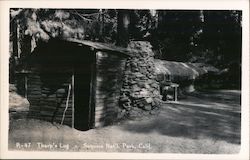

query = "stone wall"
[119,41,161,118]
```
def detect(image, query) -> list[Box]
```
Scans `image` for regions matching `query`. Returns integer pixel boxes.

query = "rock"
[123,85,130,89]
[151,83,159,89]
[154,98,162,106]
[131,62,137,68]
[9,84,17,92]
[120,97,130,102]
[147,80,155,84]
[143,105,152,111]
[153,90,160,96]
[117,109,127,119]
[124,70,131,75]
[139,89,149,97]
[146,74,154,79]
[131,93,143,99]
[139,67,147,74]
[148,87,155,92]
[141,76,148,80]
[129,107,142,119]
[145,97,153,103]
[131,67,139,72]
[138,82,145,88]
[128,80,137,85]
[134,72,144,78]
[138,103,144,108]
[150,109,160,115]
[9,92,30,112]
[9,91,30,120]
[132,85,141,92]
[145,84,151,89]
[122,102,131,110]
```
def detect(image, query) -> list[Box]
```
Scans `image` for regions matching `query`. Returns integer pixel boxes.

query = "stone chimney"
[119,41,161,119]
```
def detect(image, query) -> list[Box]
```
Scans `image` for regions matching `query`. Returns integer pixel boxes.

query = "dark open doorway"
[74,50,95,131]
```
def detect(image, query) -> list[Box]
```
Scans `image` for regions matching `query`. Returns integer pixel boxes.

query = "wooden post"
[174,87,177,102]
[88,60,95,129]
[16,19,21,58]
[72,70,75,128]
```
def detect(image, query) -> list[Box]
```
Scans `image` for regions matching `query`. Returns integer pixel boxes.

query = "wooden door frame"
[88,51,97,129]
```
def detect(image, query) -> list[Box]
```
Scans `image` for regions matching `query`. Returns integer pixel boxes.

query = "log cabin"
[16,38,131,131]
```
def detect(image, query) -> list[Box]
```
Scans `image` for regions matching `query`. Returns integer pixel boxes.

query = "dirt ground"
[8,90,241,153]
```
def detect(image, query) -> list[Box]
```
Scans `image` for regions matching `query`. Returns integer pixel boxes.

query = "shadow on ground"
[121,90,241,144]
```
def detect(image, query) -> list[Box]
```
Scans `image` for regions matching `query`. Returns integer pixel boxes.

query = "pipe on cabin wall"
[61,83,71,125]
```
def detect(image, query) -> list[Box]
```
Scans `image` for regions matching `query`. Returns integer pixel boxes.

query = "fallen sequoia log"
[154,59,219,93]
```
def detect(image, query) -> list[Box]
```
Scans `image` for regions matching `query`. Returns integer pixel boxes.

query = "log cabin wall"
[94,51,127,127]
[26,70,42,120]
[27,67,73,127]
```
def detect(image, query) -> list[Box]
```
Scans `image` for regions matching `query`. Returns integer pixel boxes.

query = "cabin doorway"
[74,51,95,131]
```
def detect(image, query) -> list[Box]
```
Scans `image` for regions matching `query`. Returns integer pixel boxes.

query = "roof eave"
[64,38,132,57]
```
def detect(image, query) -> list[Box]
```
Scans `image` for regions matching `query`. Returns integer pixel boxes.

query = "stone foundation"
[119,41,161,118]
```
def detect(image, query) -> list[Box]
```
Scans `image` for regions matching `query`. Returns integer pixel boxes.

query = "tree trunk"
[98,9,105,42]
[116,10,130,47]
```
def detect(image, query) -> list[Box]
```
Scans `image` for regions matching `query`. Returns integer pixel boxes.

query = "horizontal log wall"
[27,72,42,119]
[27,68,73,126]
[95,51,126,127]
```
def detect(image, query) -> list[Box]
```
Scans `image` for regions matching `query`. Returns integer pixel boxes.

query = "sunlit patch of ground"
[8,90,241,153]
